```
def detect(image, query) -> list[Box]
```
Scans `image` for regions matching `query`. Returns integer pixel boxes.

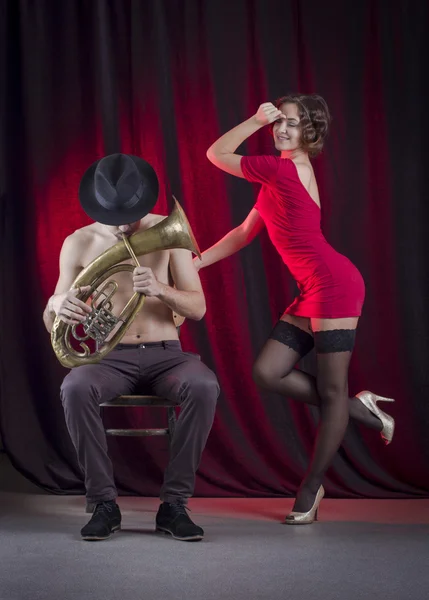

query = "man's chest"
[80,241,172,285]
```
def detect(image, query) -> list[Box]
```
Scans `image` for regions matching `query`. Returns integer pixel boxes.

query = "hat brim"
[78,155,159,225]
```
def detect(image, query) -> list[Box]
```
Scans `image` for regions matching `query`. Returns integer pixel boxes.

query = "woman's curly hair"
[272,94,331,157]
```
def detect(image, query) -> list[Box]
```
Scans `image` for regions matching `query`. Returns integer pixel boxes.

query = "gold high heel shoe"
[355,390,395,445]
[285,485,325,525]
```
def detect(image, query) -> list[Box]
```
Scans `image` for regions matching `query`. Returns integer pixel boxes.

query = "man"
[43,153,219,542]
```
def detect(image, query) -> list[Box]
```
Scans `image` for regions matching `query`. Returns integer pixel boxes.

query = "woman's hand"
[254,103,286,126]
[193,256,203,272]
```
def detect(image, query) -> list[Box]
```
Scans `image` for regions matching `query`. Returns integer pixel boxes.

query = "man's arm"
[132,249,206,321]
[43,234,92,333]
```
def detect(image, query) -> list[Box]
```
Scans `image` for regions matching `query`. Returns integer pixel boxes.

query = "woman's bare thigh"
[310,317,359,332]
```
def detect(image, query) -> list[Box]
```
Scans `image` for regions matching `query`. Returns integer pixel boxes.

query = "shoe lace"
[94,501,114,517]
[170,502,190,517]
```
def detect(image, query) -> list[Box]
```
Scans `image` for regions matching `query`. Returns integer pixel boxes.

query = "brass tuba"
[51,198,201,368]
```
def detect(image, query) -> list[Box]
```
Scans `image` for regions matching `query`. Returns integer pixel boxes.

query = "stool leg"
[167,406,177,441]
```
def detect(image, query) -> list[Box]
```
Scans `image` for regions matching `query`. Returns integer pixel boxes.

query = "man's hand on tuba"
[51,286,92,326]
[132,267,163,297]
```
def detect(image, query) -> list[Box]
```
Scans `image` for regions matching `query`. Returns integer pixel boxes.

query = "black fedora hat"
[79,153,159,225]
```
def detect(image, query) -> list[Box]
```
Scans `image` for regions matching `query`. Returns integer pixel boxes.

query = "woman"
[197,94,395,524]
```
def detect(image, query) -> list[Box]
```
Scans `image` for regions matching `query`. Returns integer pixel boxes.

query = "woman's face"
[272,102,302,153]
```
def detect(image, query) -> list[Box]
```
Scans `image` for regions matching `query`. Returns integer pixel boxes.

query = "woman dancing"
[198,94,395,524]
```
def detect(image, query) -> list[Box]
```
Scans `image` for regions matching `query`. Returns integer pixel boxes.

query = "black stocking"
[293,337,353,512]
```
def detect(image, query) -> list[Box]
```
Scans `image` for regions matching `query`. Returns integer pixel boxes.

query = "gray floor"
[1,456,428,600]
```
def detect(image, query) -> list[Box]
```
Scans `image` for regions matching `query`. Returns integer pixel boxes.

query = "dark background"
[1,0,428,499]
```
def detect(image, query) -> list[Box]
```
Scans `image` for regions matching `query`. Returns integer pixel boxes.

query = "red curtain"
[1,0,428,498]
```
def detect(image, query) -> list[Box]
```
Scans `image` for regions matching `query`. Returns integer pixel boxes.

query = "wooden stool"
[85,394,177,513]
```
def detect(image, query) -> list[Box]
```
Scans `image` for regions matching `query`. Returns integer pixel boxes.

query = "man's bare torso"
[72,214,179,344]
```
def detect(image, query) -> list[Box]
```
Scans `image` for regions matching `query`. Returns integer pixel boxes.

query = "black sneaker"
[80,501,121,541]
[156,502,204,541]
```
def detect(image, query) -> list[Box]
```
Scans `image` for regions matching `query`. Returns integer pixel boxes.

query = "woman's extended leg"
[253,316,382,431]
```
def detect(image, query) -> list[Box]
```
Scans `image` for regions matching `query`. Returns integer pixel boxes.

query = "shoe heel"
[285,486,324,525]
[356,391,396,445]
[376,396,395,404]
[156,526,169,536]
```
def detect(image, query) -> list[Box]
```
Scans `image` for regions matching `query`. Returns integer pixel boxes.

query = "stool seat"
[100,395,177,439]
[105,427,169,436]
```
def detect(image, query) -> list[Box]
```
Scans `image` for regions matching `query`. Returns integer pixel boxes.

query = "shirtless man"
[43,153,219,542]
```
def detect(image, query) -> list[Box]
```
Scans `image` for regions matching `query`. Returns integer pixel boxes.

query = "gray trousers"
[60,341,219,505]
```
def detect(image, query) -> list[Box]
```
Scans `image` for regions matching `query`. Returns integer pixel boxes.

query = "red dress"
[241,155,365,318]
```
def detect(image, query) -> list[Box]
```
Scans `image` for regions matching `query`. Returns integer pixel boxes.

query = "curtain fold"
[1,0,428,498]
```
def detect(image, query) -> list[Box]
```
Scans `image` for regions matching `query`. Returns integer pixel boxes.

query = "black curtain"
[1,0,428,499]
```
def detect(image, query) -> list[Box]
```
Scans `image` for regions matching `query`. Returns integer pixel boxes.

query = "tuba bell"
[51,199,201,368]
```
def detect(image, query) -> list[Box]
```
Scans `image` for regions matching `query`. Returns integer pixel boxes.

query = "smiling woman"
[271,94,331,158]
[198,93,395,525]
